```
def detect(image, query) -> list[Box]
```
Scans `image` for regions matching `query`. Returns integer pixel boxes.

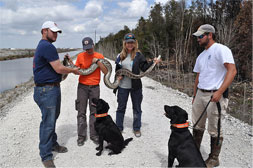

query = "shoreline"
[0,77,34,118]
[0,50,80,117]
[0,48,80,61]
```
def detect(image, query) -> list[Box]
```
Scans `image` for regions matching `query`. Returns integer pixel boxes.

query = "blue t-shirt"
[33,39,61,84]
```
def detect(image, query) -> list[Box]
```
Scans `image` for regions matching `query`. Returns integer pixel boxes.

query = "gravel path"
[0,60,252,168]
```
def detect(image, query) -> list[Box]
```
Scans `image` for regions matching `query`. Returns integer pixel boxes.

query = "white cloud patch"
[155,0,170,5]
[0,0,153,48]
[82,1,103,18]
[118,0,148,18]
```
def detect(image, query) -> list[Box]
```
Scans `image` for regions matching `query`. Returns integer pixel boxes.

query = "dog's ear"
[174,106,188,123]
[185,112,188,120]
[99,99,110,113]
[103,100,110,112]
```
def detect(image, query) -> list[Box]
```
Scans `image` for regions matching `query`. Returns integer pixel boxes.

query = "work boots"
[205,136,223,168]
[192,129,204,150]
[42,160,56,168]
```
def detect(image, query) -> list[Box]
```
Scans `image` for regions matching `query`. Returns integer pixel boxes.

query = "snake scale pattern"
[63,55,160,89]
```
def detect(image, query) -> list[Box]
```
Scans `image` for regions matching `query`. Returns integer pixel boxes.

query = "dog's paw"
[96,152,102,156]
[96,146,100,151]
[108,152,114,155]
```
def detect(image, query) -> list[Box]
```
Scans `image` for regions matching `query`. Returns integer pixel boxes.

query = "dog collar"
[172,122,189,128]
[95,113,108,118]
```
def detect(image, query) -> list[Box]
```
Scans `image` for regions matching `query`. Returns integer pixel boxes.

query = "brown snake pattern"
[63,55,160,89]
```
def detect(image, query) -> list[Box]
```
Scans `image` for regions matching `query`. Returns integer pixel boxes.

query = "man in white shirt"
[192,24,237,167]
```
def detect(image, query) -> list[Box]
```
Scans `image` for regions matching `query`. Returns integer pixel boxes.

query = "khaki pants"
[75,83,100,139]
[192,89,228,137]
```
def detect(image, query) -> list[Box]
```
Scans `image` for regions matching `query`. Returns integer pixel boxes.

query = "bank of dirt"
[0,48,80,61]
[0,78,34,118]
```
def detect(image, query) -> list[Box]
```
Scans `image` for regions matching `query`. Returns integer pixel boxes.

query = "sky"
[0,0,169,49]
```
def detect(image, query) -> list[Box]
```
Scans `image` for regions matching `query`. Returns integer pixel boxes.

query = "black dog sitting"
[164,105,206,167]
[92,98,133,156]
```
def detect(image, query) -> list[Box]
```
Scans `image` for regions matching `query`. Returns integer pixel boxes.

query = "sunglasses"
[125,35,135,40]
[198,33,209,39]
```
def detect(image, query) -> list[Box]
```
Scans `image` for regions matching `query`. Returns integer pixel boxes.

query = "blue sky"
[0,0,169,49]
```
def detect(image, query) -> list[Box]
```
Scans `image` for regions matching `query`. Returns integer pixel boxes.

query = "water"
[0,50,81,93]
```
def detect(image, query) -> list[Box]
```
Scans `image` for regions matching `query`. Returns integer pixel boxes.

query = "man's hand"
[211,91,223,102]
[72,67,80,75]
[92,58,99,64]
[64,54,74,65]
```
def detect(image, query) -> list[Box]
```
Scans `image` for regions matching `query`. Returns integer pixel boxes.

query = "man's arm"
[92,58,108,74]
[50,59,80,75]
[212,63,237,102]
[192,73,199,104]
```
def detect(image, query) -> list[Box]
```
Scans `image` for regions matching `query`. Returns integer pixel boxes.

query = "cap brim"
[83,44,93,50]
[125,39,135,42]
[50,27,62,33]
[193,30,205,36]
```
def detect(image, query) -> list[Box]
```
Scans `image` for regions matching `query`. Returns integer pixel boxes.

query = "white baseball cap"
[193,24,215,36]
[41,21,62,33]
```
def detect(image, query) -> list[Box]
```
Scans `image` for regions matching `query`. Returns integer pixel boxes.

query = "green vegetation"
[96,0,252,125]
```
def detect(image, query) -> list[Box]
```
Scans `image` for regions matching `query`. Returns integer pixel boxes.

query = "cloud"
[155,0,170,5]
[118,0,149,18]
[0,0,153,48]
[82,1,103,18]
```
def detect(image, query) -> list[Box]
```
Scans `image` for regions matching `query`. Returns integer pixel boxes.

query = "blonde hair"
[120,40,140,61]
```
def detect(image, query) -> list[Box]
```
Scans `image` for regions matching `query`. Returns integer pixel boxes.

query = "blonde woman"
[114,33,160,137]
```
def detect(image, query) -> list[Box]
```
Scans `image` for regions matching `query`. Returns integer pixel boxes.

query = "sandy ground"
[0,60,252,168]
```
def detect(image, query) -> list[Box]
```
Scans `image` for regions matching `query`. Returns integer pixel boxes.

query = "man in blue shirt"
[33,21,80,168]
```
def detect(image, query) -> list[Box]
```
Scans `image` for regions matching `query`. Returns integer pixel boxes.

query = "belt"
[79,83,99,88]
[87,85,99,88]
[198,88,217,93]
[35,82,60,87]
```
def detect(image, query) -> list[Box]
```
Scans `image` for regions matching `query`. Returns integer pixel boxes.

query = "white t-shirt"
[119,54,133,89]
[193,43,235,90]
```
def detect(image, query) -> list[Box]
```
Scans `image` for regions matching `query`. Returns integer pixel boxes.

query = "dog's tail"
[124,138,133,146]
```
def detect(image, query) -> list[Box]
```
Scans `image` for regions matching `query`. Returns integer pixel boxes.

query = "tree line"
[96,0,252,82]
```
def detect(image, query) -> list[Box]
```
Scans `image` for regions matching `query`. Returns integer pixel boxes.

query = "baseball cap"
[82,37,94,50]
[42,21,62,33]
[124,33,136,42]
[193,24,215,36]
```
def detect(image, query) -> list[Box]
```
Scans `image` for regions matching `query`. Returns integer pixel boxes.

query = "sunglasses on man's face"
[198,33,209,39]
[198,34,206,39]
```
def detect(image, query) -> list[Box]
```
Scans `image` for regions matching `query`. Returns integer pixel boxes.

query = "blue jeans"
[33,86,61,161]
[116,87,143,131]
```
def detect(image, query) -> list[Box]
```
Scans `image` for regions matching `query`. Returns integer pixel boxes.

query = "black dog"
[164,105,206,167]
[92,98,133,156]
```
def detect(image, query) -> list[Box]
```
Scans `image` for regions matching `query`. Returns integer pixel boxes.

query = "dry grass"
[148,68,253,126]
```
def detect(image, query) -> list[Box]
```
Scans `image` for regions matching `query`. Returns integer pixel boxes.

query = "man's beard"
[46,35,55,43]
[200,38,209,48]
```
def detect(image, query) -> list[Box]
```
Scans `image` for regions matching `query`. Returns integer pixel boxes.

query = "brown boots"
[193,129,223,168]
[205,136,223,168]
[193,129,204,150]
[42,160,56,168]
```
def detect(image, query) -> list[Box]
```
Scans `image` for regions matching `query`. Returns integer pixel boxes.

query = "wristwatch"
[95,59,100,64]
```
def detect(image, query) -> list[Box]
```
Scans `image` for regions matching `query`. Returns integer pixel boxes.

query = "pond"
[0,50,81,93]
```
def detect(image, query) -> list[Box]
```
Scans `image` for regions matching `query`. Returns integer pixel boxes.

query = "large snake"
[63,55,161,89]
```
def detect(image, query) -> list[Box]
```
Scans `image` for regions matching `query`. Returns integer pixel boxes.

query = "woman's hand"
[154,55,161,64]
[117,75,123,81]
